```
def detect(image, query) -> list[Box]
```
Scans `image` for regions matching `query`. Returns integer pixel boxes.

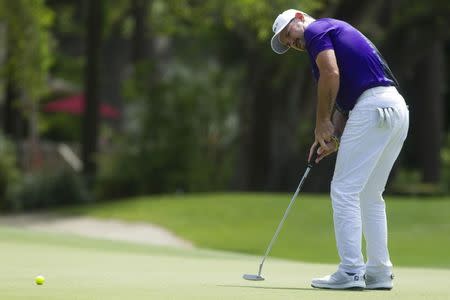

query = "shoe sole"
[365,287,392,291]
[365,281,393,290]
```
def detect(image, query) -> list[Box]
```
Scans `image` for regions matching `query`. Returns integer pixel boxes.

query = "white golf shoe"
[365,273,394,290]
[311,270,366,290]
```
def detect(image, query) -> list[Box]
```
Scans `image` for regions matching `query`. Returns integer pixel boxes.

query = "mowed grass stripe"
[59,193,450,268]
[1,226,449,300]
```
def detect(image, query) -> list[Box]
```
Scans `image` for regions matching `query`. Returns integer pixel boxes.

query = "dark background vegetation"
[0,0,449,210]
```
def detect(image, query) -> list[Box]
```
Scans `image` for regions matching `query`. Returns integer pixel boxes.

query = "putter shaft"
[255,165,312,277]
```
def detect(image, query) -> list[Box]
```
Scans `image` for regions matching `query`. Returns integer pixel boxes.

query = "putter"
[243,153,317,281]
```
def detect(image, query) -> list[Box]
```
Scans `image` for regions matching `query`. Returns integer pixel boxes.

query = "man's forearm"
[331,108,347,138]
[314,49,340,148]
[316,72,339,125]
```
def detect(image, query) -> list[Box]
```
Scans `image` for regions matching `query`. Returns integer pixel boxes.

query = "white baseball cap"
[271,9,302,54]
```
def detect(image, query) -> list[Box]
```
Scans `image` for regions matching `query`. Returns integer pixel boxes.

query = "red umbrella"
[43,94,120,119]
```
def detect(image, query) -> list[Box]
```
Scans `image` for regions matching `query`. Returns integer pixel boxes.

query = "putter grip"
[308,148,319,168]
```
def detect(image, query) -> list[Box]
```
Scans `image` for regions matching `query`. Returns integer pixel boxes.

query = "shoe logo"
[354,275,359,281]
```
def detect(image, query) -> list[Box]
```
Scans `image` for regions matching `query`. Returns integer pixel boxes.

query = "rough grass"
[59,193,450,268]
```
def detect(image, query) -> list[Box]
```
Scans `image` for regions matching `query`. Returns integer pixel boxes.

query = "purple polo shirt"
[305,18,398,113]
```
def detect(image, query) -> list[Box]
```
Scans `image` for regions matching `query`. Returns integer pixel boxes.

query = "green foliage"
[39,114,81,142]
[51,54,84,87]
[23,0,449,197]
[0,135,21,207]
[0,0,54,101]
[389,132,450,195]
[389,169,445,196]
[221,0,323,41]
[103,0,136,38]
[51,2,80,34]
[3,169,90,212]
[96,61,241,198]
[94,0,328,198]
[152,0,324,40]
[390,0,450,30]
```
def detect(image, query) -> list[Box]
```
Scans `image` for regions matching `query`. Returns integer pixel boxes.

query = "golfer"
[271,9,409,290]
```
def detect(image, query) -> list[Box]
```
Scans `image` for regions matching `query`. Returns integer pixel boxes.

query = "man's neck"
[304,17,316,28]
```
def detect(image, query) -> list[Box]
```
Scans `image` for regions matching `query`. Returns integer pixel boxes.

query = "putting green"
[0,226,448,300]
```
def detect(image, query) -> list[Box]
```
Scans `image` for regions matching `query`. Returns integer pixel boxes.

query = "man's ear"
[295,12,305,21]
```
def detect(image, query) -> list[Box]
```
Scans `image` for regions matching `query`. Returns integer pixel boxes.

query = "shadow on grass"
[217,285,367,292]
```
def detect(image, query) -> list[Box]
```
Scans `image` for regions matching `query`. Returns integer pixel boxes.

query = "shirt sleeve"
[305,20,335,62]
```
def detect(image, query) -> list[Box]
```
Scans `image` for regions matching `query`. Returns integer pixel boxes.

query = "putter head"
[243,274,265,281]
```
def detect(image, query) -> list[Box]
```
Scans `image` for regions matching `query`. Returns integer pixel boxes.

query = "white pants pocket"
[376,107,395,128]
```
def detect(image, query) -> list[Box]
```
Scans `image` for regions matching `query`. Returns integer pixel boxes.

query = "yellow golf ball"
[35,275,45,285]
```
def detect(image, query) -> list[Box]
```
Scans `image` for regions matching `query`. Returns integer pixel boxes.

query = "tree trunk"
[234,58,270,190]
[3,76,22,138]
[413,38,444,183]
[234,53,319,191]
[234,53,276,190]
[3,33,26,140]
[131,0,150,63]
[82,0,103,179]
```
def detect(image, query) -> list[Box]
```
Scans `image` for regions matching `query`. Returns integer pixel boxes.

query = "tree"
[82,0,104,179]
[0,0,53,170]
[43,0,449,196]
[157,0,326,190]
[131,0,151,63]
[380,0,449,185]
[0,1,53,134]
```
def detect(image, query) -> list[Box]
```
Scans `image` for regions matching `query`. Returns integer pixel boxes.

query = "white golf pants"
[331,86,409,276]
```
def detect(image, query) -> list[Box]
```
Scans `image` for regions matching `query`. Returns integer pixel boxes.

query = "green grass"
[59,193,450,268]
[1,225,450,300]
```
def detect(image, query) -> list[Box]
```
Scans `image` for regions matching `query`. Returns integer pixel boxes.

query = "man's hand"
[308,135,339,164]
[314,119,335,151]
[308,105,347,164]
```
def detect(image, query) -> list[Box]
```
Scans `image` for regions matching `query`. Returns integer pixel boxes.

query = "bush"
[4,169,91,212]
[95,146,146,200]
[95,60,239,199]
